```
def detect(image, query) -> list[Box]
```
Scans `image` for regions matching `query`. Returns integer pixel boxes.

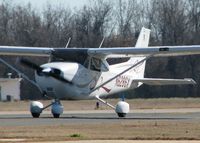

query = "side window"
[90,58,101,71]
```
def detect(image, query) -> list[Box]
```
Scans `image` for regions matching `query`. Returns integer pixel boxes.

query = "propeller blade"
[20,58,42,71]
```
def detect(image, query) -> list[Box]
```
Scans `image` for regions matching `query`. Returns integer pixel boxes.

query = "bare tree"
[42,4,72,47]
[153,0,188,45]
[0,1,12,45]
[187,0,200,44]
[72,0,112,47]
[115,0,139,46]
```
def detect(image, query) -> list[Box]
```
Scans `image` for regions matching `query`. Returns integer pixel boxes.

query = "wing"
[0,45,200,58]
[132,78,196,85]
[88,45,200,58]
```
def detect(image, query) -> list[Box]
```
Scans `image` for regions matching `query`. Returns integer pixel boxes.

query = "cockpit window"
[91,58,101,71]
[89,57,109,72]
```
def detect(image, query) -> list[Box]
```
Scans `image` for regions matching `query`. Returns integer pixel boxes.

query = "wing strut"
[0,58,43,94]
[90,54,155,93]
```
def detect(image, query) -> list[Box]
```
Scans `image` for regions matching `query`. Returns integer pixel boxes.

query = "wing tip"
[184,78,197,85]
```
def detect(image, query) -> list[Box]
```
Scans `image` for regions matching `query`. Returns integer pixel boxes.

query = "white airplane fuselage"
[35,60,145,100]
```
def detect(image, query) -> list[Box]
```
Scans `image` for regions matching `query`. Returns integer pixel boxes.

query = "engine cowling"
[51,102,63,118]
[115,101,130,117]
[30,101,43,118]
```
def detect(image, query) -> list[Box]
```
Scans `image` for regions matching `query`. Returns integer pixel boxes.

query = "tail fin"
[128,27,151,82]
[135,27,151,48]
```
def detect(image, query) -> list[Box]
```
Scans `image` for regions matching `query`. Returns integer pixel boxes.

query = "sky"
[1,0,89,10]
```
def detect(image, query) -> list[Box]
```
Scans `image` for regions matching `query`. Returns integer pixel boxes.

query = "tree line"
[0,0,200,99]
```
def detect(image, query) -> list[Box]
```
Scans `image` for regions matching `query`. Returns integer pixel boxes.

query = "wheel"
[115,101,129,118]
[51,101,63,118]
[117,113,126,117]
[31,113,40,118]
[53,114,60,118]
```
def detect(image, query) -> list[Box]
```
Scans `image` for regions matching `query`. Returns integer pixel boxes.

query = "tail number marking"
[115,75,130,88]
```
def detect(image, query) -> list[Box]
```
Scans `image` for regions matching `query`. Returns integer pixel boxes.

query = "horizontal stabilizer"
[132,78,196,85]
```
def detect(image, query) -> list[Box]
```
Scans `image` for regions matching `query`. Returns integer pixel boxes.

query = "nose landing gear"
[30,99,63,118]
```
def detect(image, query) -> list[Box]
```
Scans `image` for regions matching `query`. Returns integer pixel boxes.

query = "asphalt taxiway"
[0,108,199,126]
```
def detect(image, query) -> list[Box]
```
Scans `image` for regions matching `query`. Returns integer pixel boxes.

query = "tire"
[31,113,40,118]
[53,114,60,118]
[117,113,126,118]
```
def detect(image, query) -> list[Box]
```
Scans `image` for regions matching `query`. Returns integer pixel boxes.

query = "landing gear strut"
[95,96,130,118]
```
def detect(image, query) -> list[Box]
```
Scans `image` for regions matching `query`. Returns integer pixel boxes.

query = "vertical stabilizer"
[128,27,151,83]
[135,27,151,48]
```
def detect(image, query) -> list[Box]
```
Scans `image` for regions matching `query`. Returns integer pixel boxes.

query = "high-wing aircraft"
[0,27,200,118]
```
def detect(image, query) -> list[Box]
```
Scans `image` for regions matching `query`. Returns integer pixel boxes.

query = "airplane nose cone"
[41,62,79,82]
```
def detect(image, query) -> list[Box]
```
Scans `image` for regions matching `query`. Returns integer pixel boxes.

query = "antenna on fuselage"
[99,37,105,48]
[65,37,71,48]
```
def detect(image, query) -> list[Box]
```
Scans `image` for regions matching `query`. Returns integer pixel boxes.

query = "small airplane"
[0,27,200,118]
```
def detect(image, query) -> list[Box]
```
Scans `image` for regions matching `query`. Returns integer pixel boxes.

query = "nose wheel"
[51,100,63,118]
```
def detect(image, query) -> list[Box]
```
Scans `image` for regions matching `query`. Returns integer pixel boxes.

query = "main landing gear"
[30,99,63,118]
[95,96,130,118]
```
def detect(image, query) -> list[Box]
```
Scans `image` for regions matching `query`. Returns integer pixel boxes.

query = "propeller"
[20,58,72,84]
[21,58,43,71]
